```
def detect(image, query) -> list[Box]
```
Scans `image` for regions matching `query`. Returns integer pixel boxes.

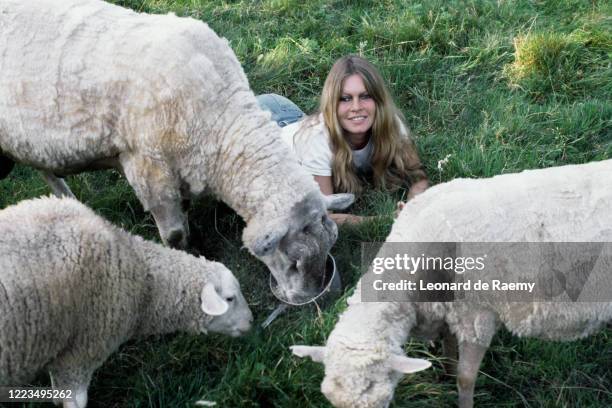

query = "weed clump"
[505,29,611,100]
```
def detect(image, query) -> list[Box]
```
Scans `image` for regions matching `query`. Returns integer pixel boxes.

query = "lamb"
[0,196,253,408]
[0,0,353,303]
[291,159,612,408]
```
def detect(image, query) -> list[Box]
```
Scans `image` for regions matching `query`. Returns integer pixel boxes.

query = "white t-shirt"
[280,114,373,176]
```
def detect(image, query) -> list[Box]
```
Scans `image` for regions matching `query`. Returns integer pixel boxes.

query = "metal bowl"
[269,253,341,306]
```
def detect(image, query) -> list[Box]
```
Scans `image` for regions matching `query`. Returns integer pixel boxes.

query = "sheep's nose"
[243,319,253,332]
[165,229,187,248]
[240,313,254,332]
[233,322,252,337]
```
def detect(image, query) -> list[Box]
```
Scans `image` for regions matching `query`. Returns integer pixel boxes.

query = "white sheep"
[0,0,353,303]
[0,196,253,408]
[292,159,612,408]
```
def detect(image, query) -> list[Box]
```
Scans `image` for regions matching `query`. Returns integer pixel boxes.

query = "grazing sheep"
[0,0,353,303]
[0,196,253,408]
[292,159,612,408]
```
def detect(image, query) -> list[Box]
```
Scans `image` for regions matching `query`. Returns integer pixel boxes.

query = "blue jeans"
[256,94,305,127]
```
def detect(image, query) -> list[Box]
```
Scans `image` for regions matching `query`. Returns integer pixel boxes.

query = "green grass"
[2,0,611,407]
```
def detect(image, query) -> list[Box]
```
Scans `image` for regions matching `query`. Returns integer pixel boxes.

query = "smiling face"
[336,74,376,143]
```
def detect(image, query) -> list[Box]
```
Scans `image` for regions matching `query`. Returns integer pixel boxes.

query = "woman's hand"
[396,179,429,218]
[407,179,428,200]
[395,201,405,218]
[329,213,366,225]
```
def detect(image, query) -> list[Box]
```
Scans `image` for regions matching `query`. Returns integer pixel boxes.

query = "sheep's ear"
[324,193,355,211]
[290,345,326,363]
[388,354,431,374]
[201,283,229,316]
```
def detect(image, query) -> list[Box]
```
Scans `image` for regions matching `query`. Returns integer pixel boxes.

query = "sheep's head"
[290,343,431,408]
[201,262,253,337]
[243,191,354,304]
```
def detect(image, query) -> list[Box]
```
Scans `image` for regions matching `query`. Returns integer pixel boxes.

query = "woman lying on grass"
[258,55,428,225]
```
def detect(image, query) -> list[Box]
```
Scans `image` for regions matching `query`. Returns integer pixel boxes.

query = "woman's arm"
[315,175,429,223]
[313,175,334,195]
[398,136,429,215]
[314,175,365,225]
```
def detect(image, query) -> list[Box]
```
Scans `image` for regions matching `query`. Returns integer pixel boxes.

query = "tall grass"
[1,0,610,407]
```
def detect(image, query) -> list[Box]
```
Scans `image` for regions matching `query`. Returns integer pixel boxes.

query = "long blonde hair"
[320,55,425,194]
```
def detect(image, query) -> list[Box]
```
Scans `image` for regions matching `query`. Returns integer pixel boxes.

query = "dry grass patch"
[505,29,611,100]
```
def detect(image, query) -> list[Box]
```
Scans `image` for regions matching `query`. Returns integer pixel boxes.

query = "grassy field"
[2,0,611,407]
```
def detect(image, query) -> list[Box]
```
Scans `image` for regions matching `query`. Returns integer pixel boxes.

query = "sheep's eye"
[225,296,235,303]
[302,225,310,234]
